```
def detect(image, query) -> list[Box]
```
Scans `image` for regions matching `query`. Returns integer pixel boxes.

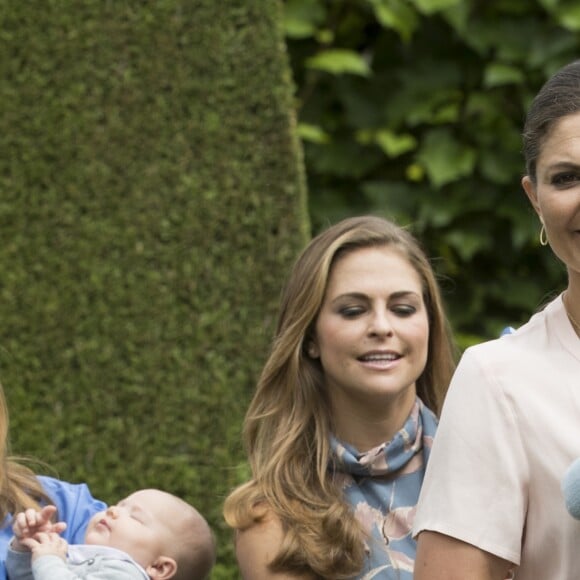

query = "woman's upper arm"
[235,516,316,580]
[414,531,513,580]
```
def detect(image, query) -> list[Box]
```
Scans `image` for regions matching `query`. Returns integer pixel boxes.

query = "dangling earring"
[539,224,548,246]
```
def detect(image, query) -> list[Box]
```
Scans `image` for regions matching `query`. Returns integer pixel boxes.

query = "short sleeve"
[38,477,107,544]
[412,347,528,565]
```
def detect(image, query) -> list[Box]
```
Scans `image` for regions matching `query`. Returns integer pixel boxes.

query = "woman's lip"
[358,355,402,370]
[357,351,401,361]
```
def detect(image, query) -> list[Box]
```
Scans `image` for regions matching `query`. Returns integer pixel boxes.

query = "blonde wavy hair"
[0,384,52,526]
[224,216,456,578]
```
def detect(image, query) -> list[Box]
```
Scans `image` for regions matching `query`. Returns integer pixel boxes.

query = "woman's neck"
[331,390,416,452]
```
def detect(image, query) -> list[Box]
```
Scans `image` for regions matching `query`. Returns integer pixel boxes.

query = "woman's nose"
[369,310,393,336]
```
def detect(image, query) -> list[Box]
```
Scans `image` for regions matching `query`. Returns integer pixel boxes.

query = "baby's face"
[85,489,180,569]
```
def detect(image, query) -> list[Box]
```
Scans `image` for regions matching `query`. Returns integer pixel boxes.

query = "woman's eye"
[339,306,365,318]
[551,172,580,187]
[392,305,416,317]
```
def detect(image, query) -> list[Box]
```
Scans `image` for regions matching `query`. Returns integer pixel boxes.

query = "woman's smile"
[311,245,429,428]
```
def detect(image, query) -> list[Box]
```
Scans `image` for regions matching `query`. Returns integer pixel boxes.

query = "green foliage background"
[284,0,573,347]
[0,1,307,578]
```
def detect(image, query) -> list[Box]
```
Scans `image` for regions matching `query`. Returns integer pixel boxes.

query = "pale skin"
[522,110,580,335]
[235,515,317,580]
[11,505,67,559]
[10,491,187,580]
[310,246,428,451]
[415,110,580,580]
[236,246,430,578]
[413,533,513,580]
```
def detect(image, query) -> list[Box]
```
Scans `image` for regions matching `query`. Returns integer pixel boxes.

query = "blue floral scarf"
[330,398,438,579]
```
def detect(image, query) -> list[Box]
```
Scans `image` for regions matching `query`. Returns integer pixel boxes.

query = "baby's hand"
[23,532,68,562]
[12,506,67,551]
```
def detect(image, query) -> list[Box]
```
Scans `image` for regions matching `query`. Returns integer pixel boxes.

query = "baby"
[6,488,215,580]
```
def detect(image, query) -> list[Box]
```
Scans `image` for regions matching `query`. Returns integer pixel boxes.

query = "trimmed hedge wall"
[0,1,308,577]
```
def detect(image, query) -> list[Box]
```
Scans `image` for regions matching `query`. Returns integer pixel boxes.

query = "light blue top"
[0,476,105,580]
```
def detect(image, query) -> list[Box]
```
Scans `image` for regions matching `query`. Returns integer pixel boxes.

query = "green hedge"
[0,2,308,578]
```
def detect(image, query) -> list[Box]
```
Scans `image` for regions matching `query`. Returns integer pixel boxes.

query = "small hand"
[12,506,67,551]
[23,532,68,562]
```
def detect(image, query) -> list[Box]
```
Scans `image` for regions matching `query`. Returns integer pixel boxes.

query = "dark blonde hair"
[0,385,52,525]
[224,216,456,578]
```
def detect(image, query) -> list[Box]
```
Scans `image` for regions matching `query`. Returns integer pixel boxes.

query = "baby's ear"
[146,556,177,580]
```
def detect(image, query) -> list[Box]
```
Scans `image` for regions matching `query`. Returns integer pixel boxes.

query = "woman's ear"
[307,340,320,359]
[522,175,541,218]
[146,556,177,580]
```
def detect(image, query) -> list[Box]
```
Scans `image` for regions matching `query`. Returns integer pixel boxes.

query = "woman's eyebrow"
[389,290,421,300]
[330,292,368,302]
[545,161,580,172]
[329,290,420,305]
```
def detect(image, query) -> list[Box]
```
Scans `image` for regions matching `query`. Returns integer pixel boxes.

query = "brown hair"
[0,385,52,524]
[523,60,580,181]
[224,216,456,578]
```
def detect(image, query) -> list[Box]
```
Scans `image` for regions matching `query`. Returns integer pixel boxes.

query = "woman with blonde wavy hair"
[224,215,456,579]
[0,384,105,580]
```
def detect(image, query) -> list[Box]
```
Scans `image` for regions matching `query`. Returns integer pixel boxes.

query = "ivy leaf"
[284,20,317,38]
[416,129,476,187]
[306,49,371,76]
[366,0,419,42]
[479,149,521,185]
[283,0,325,39]
[442,1,470,35]
[374,130,417,157]
[537,0,563,10]
[409,0,463,15]
[362,180,421,222]
[557,3,580,31]
[483,63,525,87]
[444,229,492,260]
[297,123,331,144]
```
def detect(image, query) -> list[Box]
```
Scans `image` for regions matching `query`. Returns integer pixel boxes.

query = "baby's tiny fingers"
[52,522,67,534]
[13,512,26,529]
[38,505,57,524]
[33,532,50,543]
[25,509,39,526]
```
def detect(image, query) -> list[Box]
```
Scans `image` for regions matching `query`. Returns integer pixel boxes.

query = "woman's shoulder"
[235,511,283,574]
[235,511,317,580]
[462,295,564,369]
[38,476,104,507]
